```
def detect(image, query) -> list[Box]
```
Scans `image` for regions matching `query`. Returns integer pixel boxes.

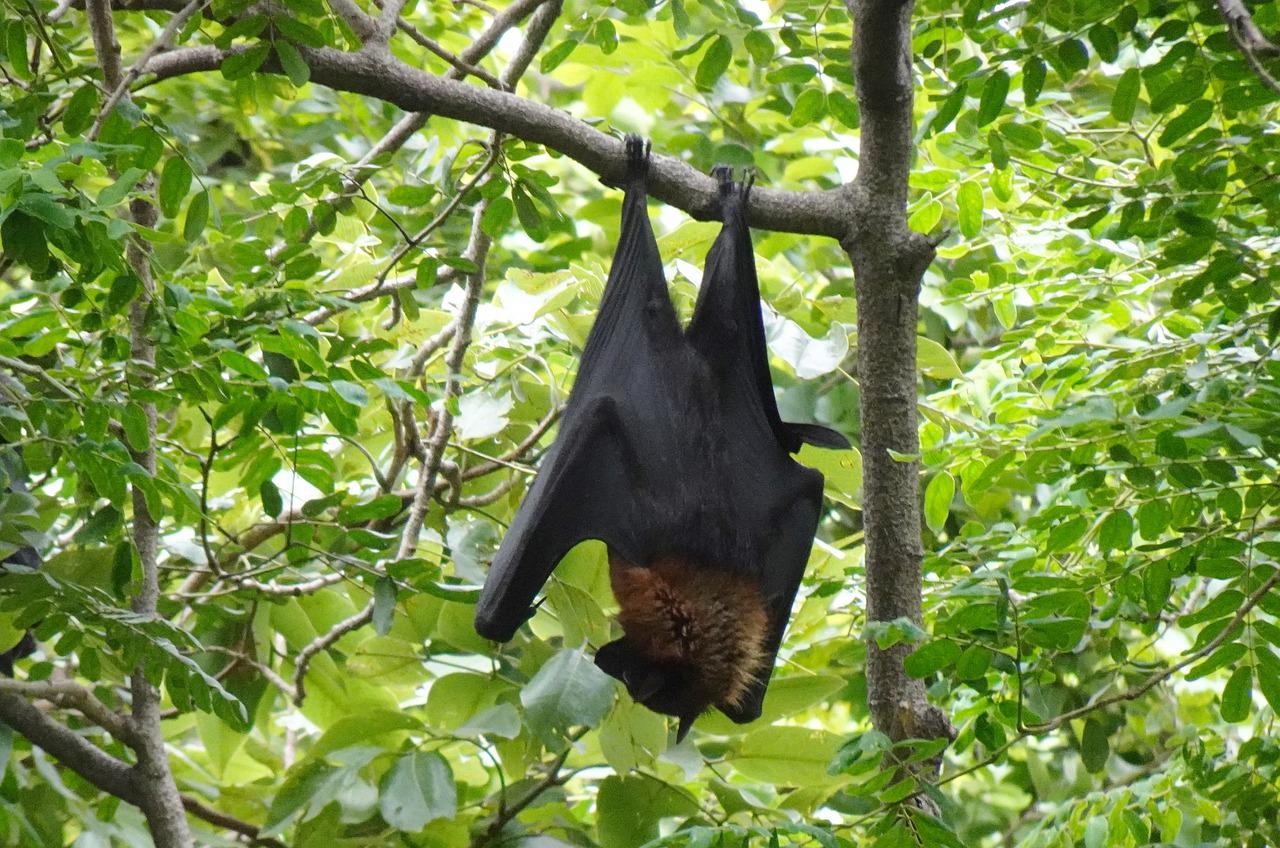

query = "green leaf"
[335,494,402,523]
[597,775,700,848]
[273,15,326,47]
[262,761,338,837]
[6,21,30,80]
[275,40,310,86]
[1081,719,1109,773]
[1087,24,1119,63]
[0,212,49,275]
[918,337,962,379]
[976,69,1009,127]
[158,158,193,219]
[828,91,859,129]
[379,751,456,831]
[512,184,546,241]
[1022,58,1046,105]
[1097,510,1133,552]
[1143,560,1172,617]
[1219,665,1251,722]
[259,480,283,517]
[221,42,271,80]
[183,191,210,242]
[695,35,732,89]
[521,649,613,742]
[789,89,827,127]
[122,403,150,452]
[1047,516,1087,552]
[729,727,842,785]
[923,471,954,534]
[63,84,99,136]
[310,710,423,759]
[480,196,513,237]
[540,39,577,72]
[670,0,691,38]
[1159,100,1213,147]
[1111,68,1140,122]
[1057,38,1089,75]
[955,645,991,680]
[904,639,961,677]
[1259,661,1280,714]
[744,30,773,65]
[1187,643,1246,680]
[372,576,396,636]
[1136,500,1169,540]
[957,182,983,239]
[1084,817,1109,848]
[928,81,967,136]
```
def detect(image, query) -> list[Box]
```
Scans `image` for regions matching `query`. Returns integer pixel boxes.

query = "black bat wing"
[684,171,837,722]
[474,137,684,642]
[688,169,850,453]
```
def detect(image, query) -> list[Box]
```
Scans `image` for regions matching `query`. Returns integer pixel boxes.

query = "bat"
[474,136,848,740]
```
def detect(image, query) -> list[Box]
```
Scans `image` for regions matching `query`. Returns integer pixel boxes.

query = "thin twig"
[292,598,375,704]
[88,0,209,141]
[468,728,586,848]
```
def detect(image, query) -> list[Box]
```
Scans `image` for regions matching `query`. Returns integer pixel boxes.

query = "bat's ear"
[675,713,697,743]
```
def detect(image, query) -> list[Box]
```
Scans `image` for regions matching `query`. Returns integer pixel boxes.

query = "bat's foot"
[710,165,755,219]
[624,133,651,184]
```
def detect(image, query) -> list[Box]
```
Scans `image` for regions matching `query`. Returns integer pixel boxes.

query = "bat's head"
[595,638,708,742]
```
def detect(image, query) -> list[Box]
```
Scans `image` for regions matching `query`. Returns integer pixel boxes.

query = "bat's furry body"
[609,553,768,717]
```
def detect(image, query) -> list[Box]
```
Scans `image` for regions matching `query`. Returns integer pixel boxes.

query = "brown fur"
[609,553,769,711]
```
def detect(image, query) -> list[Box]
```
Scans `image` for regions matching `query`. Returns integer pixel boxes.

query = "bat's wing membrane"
[475,136,679,641]
[687,170,836,722]
[687,170,849,453]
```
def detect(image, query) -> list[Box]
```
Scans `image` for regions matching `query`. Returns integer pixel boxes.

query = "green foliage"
[0,0,1278,844]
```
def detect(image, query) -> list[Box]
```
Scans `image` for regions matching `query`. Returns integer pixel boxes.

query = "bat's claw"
[711,165,754,219]
[624,134,651,184]
[711,164,734,196]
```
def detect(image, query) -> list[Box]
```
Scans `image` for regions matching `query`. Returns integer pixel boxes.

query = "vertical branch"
[844,0,953,774]
[85,1,193,844]
[397,201,493,558]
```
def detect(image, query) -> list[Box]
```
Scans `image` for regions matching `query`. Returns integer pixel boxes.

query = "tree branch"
[327,0,378,42]
[844,0,951,808]
[0,692,140,804]
[89,0,208,140]
[292,598,375,704]
[0,679,136,745]
[141,44,858,238]
[1216,0,1280,94]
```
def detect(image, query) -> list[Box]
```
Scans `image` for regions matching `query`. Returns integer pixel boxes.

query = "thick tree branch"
[844,0,952,802]
[1216,0,1280,93]
[0,692,139,803]
[327,0,378,42]
[85,3,194,843]
[141,45,859,238]
[0,679,136,745]
[89,0,207,140]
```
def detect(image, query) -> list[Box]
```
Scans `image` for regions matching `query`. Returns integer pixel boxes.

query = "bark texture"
[846,0,954,753]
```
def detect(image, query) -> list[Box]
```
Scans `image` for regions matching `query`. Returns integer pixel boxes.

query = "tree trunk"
[846,0,954,756]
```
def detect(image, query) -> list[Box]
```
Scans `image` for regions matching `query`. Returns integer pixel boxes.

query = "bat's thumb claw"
[675,713,697,743]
